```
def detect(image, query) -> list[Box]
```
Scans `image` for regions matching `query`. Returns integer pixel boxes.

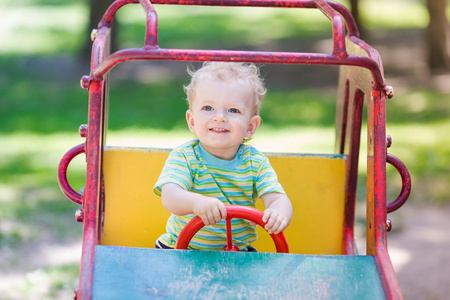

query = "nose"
[213,109,227,122]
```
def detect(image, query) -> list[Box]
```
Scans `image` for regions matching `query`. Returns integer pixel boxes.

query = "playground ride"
[58,0,412,299]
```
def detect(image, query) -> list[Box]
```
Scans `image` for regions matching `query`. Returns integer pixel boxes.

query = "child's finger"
[271,217,288,234]
[200,213,210,226]
[262,209,272,223]
[213,207,222,223]
[204,211,214,226]
[219,204,227,220]
[269,218,282,234]
[264,214,277,232]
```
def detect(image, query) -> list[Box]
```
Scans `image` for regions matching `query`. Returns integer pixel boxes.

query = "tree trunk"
[350,0,367,39]
[426,0,450,72]
[81,0,118,61]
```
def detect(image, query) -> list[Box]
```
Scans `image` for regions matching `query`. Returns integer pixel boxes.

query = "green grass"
[1,0,449,298]
[0,2,88,55]
[6,263,80,300]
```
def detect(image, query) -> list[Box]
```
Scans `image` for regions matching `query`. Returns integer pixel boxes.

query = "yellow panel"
[102,148,171,248]
[253,154,346,254]
[102,148,346,254]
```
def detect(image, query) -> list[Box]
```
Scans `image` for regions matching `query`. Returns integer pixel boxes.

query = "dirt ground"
[385,204,450,300]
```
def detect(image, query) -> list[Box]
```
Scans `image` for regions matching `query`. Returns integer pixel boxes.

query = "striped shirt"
[153,139,285,250]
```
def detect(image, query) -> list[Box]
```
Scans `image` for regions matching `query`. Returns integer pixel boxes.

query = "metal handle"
[386,153,411,213]
[175,205,289,253]
[58,143,85,205]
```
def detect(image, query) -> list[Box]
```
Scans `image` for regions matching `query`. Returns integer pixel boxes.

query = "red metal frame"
[57,1,412,299]
[58,143,85,205]
[386,153,412,213]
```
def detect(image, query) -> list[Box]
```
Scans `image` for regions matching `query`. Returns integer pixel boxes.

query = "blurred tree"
[426,0,450,72]
[82,0,118,60]
[350,0,368,38]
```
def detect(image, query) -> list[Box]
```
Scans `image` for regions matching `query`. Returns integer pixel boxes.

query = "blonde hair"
[184,62,267,114]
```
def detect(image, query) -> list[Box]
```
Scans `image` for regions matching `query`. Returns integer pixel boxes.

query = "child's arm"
[161,183,227,226]
[260,193,293,234]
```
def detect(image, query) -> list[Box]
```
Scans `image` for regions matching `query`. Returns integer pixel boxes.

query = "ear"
[186,109,195,133]
[246,115,261,138]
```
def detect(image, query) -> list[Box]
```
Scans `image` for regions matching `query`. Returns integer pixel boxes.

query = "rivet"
[75,209,83,223]
[386,219,392,232]
[386,135,392,148]
[91,29,99,41]
[79,124,88,138]
[385,86,394,99]
[80,75,91,90]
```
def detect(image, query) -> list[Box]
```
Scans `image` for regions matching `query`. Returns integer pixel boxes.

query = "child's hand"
[260,193,292,234]
[192,196,227,226]
[262,208,289,234]
[161,183,227,225]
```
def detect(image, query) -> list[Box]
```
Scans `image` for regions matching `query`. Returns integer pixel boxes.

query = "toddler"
[153,62,292,251]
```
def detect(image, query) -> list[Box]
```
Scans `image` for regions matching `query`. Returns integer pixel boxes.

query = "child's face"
[186,78,261,160]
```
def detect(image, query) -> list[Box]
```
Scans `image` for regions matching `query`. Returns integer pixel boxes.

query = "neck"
[199,142,240,160]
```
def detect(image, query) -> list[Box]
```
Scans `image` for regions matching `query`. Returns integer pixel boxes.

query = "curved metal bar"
[331,15,347,58]
[84,0,380,90]
[150,0,359,37]
[314,0,347,58]
[386,153,411,213]
[58,143,85,205]
[328,1,359,37]
[98,0,158,47]
[347,35,384,76]
[140,0,159,47]
[175,205,289,253]
[87,48,385,89]
[100,0,139,27]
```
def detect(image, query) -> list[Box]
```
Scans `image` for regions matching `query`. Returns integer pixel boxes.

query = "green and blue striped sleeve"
[255,156,285,198]
[153,148,192,197]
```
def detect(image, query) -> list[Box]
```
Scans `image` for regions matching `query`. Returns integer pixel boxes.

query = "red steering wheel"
[175,205,289,253]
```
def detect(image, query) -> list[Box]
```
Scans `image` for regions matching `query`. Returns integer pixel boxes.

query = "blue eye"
[229,108,239,113]
[203,106,213,111]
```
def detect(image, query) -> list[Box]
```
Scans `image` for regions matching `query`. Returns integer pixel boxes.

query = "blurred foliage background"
[1,0,449,299]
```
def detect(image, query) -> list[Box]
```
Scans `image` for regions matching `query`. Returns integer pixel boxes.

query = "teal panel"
[92,246,385,299]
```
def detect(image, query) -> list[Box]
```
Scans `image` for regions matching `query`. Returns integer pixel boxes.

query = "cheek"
[233,117,251,129]
[193,115,209,128]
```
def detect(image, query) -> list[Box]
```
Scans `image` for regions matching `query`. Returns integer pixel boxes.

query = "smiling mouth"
[210,128,229,133]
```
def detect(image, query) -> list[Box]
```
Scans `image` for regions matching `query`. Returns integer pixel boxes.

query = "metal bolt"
[386,135,392,148]
[80,75,91,90]
[385,86,394,99]
[75,209,83,223]
[91,29,98,41]
[386,219,392,232]
[79,124,88,138]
